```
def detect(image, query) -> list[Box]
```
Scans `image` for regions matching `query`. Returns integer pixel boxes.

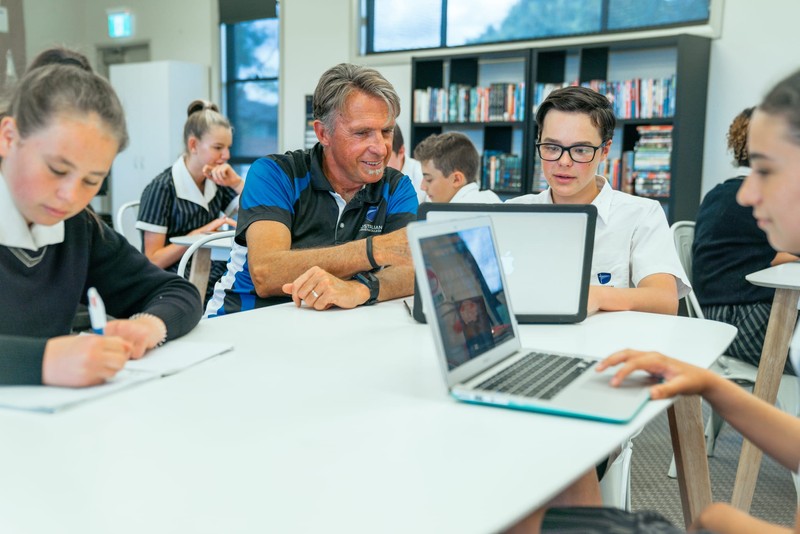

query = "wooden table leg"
[731,287,800,512]
[188,247,212,300]
[668,395,712,528]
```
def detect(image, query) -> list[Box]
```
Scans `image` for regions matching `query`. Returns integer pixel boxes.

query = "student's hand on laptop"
[596,349,715,400]
[282,266,370,310]
[372,229,412,267]
[42,335,132,387]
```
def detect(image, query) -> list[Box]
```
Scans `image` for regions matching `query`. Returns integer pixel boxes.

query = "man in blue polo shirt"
[206,63,418,316]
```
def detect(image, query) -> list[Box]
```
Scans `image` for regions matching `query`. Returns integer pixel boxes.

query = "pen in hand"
[87,287,107,335]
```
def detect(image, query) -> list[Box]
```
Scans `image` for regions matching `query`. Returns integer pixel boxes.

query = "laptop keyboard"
[476,352,595,401]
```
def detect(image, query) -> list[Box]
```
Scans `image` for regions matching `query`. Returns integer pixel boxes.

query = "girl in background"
[137,100,244,303]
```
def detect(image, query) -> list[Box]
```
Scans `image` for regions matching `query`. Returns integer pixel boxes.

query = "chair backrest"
[669,220,705,319]
[671,221,695,282]
[114,200,141,250]
[177,230,236,280]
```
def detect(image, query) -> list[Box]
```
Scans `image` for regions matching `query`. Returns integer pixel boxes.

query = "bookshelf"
[410,34,711,222]
[410,50,532,196]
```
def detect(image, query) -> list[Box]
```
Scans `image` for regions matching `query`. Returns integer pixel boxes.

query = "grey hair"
[183,99,232,152]
[313,63,400,131]
[9,64,128,152]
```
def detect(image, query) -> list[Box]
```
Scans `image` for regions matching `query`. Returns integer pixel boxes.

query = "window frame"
[362,0,715,55]
[221,18,280,168]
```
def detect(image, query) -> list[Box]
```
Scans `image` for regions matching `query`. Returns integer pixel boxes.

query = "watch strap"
[353,271,380,305]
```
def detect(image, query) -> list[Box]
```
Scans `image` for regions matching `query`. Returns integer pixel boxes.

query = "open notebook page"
[0,340,233,413]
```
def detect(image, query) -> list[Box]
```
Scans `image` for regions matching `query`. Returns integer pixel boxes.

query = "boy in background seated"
[413,132,501,204]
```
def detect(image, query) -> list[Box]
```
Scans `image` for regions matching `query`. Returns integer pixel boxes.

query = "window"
[222,18,279,176]
[363,0,710,54]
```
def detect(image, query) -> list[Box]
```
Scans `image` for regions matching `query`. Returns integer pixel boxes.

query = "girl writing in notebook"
[0,62,202,387]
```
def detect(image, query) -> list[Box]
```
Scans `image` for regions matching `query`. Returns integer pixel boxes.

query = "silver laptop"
[413,203,596,324]
[407,215,654,423]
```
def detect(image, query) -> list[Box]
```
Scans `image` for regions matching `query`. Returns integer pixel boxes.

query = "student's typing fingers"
[596,348,641,371]
[601,350,710,399]
[598,350,670,385]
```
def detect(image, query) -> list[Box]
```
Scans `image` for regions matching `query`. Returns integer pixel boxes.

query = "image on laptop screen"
[419,225,515,370]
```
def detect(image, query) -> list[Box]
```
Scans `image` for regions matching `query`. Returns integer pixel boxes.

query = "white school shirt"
[506,176,690,296]
[0,171,65,250]
[451,182,502,204]
[401,156,428,204]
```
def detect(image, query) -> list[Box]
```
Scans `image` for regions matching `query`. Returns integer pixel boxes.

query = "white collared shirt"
[507,176,690,296]
[171,157,218,211]
[401,156,427,204]
[0,171,65,251]
[451,182,502,204]
[136,157,225,235]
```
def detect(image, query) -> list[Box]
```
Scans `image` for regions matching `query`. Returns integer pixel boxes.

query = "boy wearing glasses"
[508,85,689,315]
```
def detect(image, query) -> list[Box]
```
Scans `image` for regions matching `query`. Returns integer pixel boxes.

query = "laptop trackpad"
[554,368,656,415]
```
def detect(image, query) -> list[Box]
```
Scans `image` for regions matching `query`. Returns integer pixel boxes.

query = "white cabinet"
[109,61,208,219]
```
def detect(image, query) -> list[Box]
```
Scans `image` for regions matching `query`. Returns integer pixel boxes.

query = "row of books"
[482,151,522,192]
[592,126,673,198]
[533,76,676,119]
[472,124,673,198]
[632,124,672,197]
[413,82,526,124]
[531,160,671,199]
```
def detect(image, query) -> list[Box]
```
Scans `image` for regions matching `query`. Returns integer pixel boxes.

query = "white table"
[0,303,735,534]
[169,233,233,262]
[169,233,234,296]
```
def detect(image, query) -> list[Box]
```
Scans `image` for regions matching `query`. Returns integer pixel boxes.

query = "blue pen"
[87,287,107,334]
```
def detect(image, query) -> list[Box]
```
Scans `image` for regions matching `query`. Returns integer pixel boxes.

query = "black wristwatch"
[353,271,380,306]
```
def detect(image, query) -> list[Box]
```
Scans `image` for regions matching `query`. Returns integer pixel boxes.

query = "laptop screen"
[418,224,515,371]
[414,203,596,324]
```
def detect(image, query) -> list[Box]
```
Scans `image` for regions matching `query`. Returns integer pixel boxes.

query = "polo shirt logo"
[365,206,378,222]
[360,223,383,233]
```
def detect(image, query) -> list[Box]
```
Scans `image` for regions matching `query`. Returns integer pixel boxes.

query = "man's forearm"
[375,264,415,302]
[250,240,372,296]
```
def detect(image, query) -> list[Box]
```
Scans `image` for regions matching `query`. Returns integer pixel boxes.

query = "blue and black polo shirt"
[206,144,418,316]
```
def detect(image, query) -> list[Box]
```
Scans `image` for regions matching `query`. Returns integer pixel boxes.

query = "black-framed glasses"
[536,142,606,163]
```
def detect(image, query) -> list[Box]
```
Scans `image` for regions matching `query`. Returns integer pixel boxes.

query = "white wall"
[700,0,800,197]
[279,0,353,152]
[22,0,220,103]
